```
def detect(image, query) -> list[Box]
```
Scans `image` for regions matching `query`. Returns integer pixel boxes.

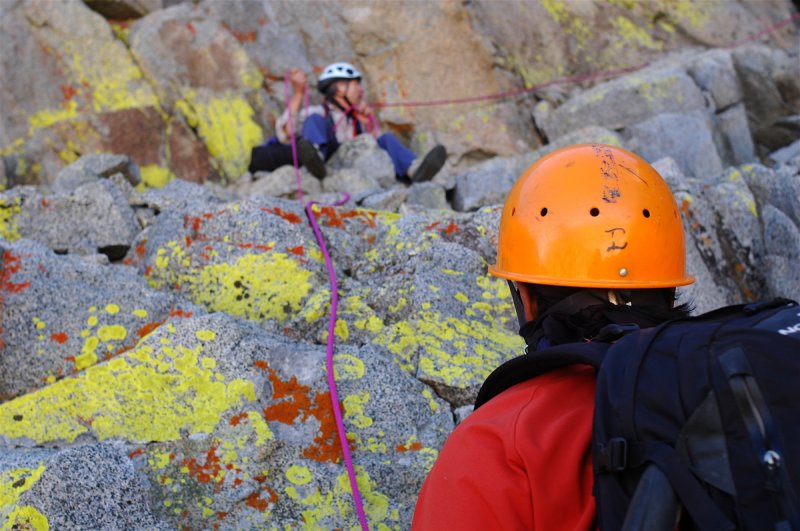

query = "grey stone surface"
[768,139,800,167]
[328,134,397,189]
[406,182,450,211]
[1,178,140,257]
[761,205,800,302]
[243,165,323,200]
[732,45,798,151]
[712,103,756,166]
[359,187,408,212]
[453,126,624,212]
[740,162,800,228]
[52,154,141,194]
[686,49,742,111]
[626,111,723,179]
[452,155,528,212]
[540,68,706,140]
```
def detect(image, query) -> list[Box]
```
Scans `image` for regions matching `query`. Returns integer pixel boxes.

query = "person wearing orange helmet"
[412,144,694,530]
[249,62,447,183]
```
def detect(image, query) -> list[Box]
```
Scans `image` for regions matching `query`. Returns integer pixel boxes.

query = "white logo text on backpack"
[778,313,800,335]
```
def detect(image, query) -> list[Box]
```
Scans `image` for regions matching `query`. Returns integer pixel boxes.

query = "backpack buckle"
[598,437,628,471]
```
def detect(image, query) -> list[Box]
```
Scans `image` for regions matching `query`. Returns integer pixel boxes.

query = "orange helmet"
[490,144,694,289]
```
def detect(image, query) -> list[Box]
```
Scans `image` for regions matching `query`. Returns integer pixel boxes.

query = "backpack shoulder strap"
[474,341,609,409]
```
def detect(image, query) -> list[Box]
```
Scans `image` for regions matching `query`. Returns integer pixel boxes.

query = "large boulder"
[538,67,707,141]
[126,192,523,404]
[0,177,140,257]
[0,312,453,529]
[732,44,800,153]
[129,3,269,181]
[0,238,193,401]
[0,0,211,187]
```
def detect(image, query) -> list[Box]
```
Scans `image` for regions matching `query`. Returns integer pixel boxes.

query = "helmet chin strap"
[507,280,529,330]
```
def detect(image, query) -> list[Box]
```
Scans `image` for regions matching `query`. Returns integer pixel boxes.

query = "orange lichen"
[1,251,31,293]
[443,222,459,235]
[396,441,423,452]
[258,363,350,463]
[137,321,164,338]
[261,207,302,224]
[245,487,278,512]
[229,412,247,426]
[50,332,69,344]
[183,445,222,485]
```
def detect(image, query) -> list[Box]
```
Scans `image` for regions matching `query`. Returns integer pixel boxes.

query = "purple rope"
[304,195,369,531]
[283,74,369,530]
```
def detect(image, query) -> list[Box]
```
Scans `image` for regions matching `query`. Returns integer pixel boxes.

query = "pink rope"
[283,75,370,531]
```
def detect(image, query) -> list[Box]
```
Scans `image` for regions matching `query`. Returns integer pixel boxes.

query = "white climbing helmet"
[317,62,362,94]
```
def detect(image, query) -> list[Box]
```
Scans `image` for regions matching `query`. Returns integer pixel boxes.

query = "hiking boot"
[297,137,326,180]
[409,144,447,183]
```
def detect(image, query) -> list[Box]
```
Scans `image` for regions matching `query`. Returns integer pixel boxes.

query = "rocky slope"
[0,1,799,529]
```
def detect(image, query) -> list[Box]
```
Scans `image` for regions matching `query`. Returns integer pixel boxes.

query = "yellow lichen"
[0,331,255,444]
[175,90,263,179]
[0,464,48,531]
[375,309,522,387]
[184,253,313,323]
[138,165,175,189]
[0,197,22,242]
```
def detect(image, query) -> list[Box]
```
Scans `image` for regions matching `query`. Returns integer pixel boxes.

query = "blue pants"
[303,114,416,177]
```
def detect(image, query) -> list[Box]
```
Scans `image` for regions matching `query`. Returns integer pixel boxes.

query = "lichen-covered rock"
[0,312,453,529]
[0,238,193,400]
[0,0,207,187]
[129,3,268,181]
[539,68,707,141]
[653,157,732,313]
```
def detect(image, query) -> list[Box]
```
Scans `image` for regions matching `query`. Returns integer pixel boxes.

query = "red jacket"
[413,365,596,530]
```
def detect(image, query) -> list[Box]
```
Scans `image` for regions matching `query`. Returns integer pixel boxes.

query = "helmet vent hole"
[590,207,600,217]
[511,207,516,216]
[643,209,650,218]
[540,207,548,217]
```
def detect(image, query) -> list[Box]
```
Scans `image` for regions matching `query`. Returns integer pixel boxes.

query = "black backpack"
[475,299,800,530]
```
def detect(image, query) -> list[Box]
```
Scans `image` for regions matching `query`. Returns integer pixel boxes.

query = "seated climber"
[249,62,447,182]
